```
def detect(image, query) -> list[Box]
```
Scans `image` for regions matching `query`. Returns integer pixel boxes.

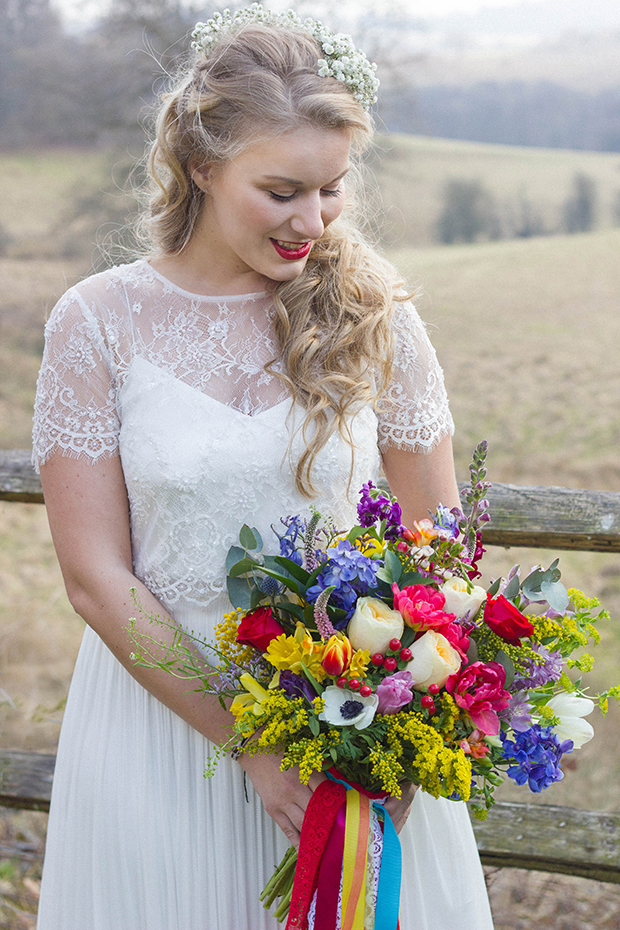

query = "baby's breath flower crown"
[190,3,380,111]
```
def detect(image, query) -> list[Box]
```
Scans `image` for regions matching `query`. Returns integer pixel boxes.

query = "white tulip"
[404,630,462,691]
[347,596,404,655]
[440,577,486,619]
[547,692,595,749]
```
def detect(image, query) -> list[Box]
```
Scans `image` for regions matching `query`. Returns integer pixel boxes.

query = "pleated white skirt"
[37,624,494,930]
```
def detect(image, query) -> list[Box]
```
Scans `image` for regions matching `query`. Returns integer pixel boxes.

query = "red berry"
[383,657,397,672]
[336,677,348,689]
[421,696,436,711]
[389,638,402,652]
[428,683,440,695]
[371,653,384,666]
[399,647,412,662]
[348,678,360,691]
[427,705,436,716]
[359,685,372,697]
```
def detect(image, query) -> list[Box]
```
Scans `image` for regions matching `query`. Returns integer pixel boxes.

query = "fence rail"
[1,448,619,881]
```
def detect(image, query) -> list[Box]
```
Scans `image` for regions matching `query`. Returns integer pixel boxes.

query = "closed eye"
[268,187,343,203]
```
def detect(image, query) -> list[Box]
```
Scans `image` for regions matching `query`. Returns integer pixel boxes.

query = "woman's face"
[194,126,352,290]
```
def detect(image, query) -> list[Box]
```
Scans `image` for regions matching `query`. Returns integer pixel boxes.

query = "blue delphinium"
[357,482,404,540]
[306,539,379,626]
[501,725,573,792]
[275,516,305,567]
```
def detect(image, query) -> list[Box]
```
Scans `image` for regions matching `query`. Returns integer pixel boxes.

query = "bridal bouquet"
[130,441,618,928]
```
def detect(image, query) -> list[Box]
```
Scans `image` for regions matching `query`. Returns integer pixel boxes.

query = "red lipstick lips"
[270,239,312,260]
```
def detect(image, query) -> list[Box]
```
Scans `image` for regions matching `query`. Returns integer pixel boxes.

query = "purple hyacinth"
[357,483,404,540]
[501,725,573,792]
[512,644,563,691]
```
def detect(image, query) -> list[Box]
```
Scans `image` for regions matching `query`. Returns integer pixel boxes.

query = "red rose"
[446,661,510,735]
[483,593,535,645]
[236,607,285,652]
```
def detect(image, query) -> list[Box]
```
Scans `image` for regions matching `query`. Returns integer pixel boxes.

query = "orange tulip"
[321,634,353,677]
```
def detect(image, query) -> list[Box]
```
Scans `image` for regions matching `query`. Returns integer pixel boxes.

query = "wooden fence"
[1,449,620,882]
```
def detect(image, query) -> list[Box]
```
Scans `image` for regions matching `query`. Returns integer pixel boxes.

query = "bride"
[32,7,494,928]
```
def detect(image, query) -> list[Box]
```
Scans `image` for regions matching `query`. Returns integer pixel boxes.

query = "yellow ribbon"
[341,790,370,930]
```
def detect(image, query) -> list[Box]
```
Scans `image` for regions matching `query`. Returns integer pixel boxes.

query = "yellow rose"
[347,596,404,655]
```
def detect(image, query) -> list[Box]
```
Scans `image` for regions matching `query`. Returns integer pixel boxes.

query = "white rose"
[547,692,595,749]
[347,596,404,655]
[404,630,462,691]
[440,577,486,619]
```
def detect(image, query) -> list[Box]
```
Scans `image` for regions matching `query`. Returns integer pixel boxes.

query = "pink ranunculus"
[376,671,415,715]
[445,661,510,736]
[392,583,456,635]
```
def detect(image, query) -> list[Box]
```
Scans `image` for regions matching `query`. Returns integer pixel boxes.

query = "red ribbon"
[313,802,346,929]
[286,780,347,930]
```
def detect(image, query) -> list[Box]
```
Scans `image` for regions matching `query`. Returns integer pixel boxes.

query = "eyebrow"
[262,168,349,185]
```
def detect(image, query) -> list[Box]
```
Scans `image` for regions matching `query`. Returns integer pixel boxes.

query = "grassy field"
[1,139,619,927]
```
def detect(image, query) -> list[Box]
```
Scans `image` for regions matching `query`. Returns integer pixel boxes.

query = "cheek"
[323,197,345,227]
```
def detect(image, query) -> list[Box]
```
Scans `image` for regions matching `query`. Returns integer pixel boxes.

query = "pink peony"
[376,671,415,715]
[446,661,510,736]
[392,583,456,634]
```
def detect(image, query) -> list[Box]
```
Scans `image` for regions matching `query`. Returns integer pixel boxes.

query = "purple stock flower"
[357,483,404,540]
[501,724,573,792]
[278,670,317,703]
[512,644,563,691]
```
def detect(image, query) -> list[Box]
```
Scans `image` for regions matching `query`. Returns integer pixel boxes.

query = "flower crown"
[190,4,379,111]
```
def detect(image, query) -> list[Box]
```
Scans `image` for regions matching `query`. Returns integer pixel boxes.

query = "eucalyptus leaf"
[541,580,569,613]
[239,525,261,552]
[503,574,520,602]
[487,578,501,598]
[225,546,247,573]
[228,557,259,578]
[226,576,253,610]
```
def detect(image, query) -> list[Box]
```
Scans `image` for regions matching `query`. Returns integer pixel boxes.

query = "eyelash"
[268,188,342,203]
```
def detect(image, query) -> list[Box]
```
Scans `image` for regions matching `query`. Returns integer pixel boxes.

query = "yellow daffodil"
[265,634,304,672]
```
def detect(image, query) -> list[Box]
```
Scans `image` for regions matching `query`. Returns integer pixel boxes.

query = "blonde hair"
[141,22,404,495]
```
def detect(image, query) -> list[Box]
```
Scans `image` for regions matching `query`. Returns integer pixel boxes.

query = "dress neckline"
[143,260,269,302]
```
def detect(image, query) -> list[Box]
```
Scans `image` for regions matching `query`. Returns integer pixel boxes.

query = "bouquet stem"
[260,845,298,921]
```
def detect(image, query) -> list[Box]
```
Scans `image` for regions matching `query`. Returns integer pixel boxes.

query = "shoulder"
[46,259,149,333]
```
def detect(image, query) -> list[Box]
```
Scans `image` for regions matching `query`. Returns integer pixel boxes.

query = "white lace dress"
[32,259,494,930]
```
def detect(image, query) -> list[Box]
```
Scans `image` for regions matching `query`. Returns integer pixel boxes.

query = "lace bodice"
[32,259,454,614]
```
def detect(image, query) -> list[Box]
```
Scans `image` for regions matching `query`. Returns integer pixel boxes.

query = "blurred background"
[1,0,620,926]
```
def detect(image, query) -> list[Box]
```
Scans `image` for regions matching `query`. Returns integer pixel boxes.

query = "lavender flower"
[501,725,573,792]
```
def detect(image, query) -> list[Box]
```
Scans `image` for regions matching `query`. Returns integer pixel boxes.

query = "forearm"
[69,565,236,746]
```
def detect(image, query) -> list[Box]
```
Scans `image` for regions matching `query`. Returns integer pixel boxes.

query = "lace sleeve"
[377,301,454,453]
[32,287,121,471]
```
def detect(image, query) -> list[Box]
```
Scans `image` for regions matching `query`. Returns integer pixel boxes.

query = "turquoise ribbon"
[325,773,401,930]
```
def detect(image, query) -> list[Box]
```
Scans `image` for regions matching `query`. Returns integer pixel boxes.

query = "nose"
[289,193,325,240]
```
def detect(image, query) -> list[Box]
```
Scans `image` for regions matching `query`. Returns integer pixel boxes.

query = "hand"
[239,752,326,848]
[383,782,418,834]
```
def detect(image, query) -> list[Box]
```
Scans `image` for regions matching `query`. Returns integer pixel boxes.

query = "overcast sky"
[54,0,555,28]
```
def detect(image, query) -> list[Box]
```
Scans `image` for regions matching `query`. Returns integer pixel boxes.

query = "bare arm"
[40,452,321,846]
[381,433,460,527]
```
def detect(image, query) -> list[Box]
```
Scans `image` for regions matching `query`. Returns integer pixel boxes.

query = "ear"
[189,159,211,192]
